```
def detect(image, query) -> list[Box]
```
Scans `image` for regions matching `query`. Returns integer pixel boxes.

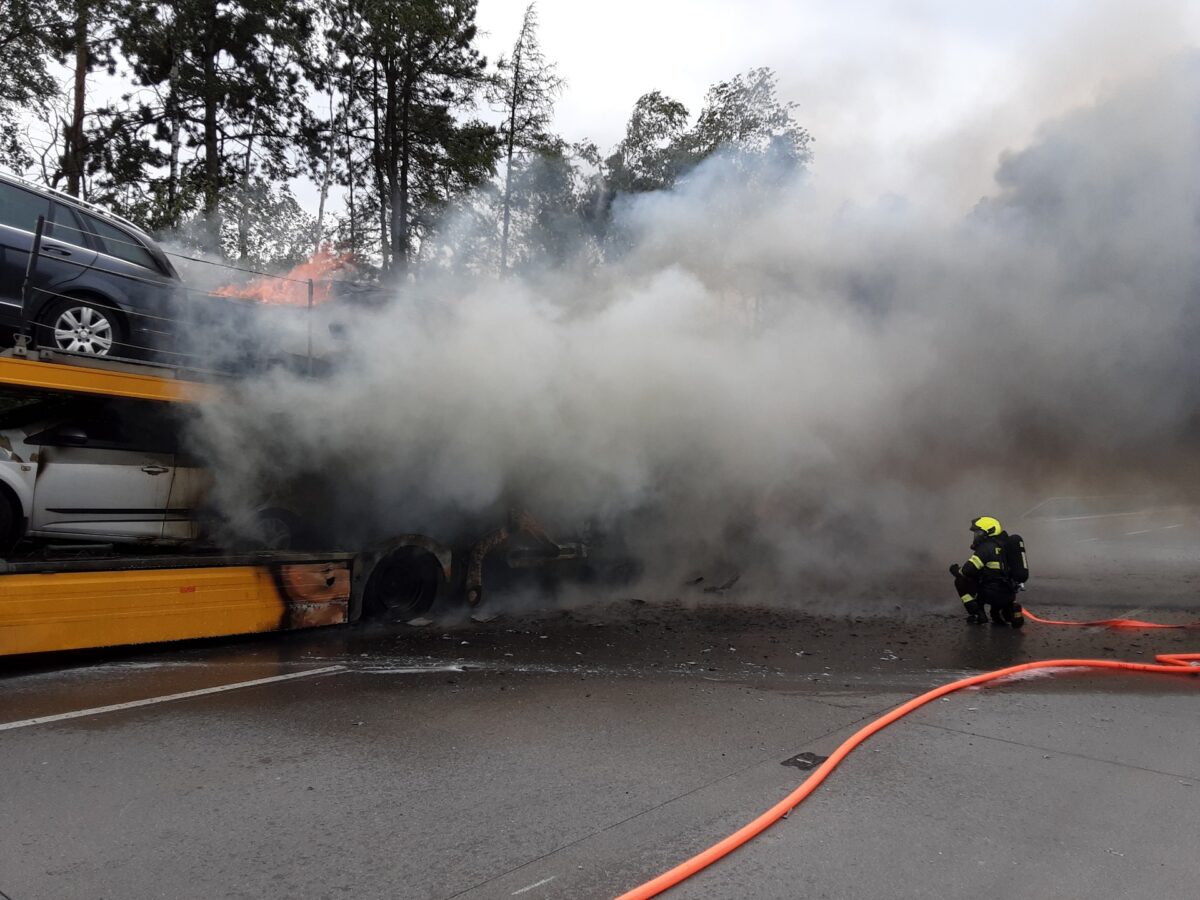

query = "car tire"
[36,297,127,357]
[0,485,24,557]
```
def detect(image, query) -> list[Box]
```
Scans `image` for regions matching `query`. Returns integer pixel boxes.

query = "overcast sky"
[471,0,1200,208]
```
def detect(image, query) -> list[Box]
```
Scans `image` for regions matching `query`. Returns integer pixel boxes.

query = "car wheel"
[37,298,126,357]
[0,486,24,556]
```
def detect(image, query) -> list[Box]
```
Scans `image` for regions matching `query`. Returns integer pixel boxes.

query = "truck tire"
[363,547,442,619]
[0,485,23,556]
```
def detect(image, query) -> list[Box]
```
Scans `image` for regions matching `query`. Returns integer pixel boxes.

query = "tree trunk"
[346,107,357,258]
[314,84,335,251]
[345,54,358,259]
[315,28,349,253]
[166,56,181,223]
[393,75,411,276]
[65,0,89,197]
[499,53,521,275]
[237,133,256,261]
[202,5,222,248]
[372,57,389,272]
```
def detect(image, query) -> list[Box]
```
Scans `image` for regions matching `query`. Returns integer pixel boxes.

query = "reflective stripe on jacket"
[961,536,1008,582]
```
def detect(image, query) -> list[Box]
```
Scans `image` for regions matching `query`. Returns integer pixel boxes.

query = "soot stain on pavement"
[279,597,1200,698]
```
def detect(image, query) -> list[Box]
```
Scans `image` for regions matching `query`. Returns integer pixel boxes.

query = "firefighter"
[949,515,1025,628]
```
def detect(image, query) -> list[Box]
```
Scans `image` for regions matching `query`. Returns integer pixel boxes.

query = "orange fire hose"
[1021,607,1200,629]
[614,607,1200,900]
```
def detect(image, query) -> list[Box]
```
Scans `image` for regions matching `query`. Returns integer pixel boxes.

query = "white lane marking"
[1037,511,1147,522]
[1124,524,1183,535]
[1079,522,1184,542]
[512,876,557,895]
[0,666,346,732]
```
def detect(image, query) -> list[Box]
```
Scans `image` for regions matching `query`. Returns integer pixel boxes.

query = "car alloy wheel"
[53,304,116,355]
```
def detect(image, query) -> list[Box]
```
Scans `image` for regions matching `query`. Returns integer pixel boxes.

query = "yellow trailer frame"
[0,354,456,657]
[0,353,359,657]
[0,354,218,403]
[0,554,356,656]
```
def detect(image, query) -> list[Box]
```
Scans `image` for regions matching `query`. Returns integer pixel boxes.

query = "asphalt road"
[2,594,1199,900]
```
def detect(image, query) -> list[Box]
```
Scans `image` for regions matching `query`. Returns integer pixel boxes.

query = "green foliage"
[218,181,317,268]
[605,91,691,194]
[688,67,812,170]
[607,67,811,198]
[323,0,498,274]
[100,0,314,243]
[491,4,563,154]
[507,141,602,270]
[0,1,67,171]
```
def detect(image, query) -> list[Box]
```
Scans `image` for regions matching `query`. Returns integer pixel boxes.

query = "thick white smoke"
[191,52,1200,604]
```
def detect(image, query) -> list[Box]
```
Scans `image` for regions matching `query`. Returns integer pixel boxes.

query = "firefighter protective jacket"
[961,534,1009,583]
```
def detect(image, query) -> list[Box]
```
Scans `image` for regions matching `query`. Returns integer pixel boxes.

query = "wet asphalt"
[2,590,1199,900]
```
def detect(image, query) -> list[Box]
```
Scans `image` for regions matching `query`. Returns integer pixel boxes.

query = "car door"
[0,180,51,321]
[0,183,99,326]
[162,406,209,541]
[73,209,177,355]
[43,200,101,277]
[25,399,177,541]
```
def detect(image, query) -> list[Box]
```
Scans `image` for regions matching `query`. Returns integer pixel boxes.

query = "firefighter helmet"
[970,515,1002,537]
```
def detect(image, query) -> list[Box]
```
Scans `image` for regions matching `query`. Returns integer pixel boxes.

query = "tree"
[303,0,370,256]
[687,67,812,173]
[218,181,316,267]
[347,0,497,277]
[605,90,690,194]
[106,0,313,247]
[0,1,67,173]
[489,2,563,274]
[505,140,600,271]
[58,0,121,197]
[605,68,811,199]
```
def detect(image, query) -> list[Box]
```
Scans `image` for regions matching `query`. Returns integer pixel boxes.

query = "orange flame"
[215,249,352,306]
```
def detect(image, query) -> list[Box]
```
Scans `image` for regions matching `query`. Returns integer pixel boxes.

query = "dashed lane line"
[0,665,346,732]
[512,876,557,895]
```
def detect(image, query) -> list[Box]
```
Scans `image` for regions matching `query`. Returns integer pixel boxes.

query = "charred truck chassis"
[359,510,587,617]
[463,509,586,607]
